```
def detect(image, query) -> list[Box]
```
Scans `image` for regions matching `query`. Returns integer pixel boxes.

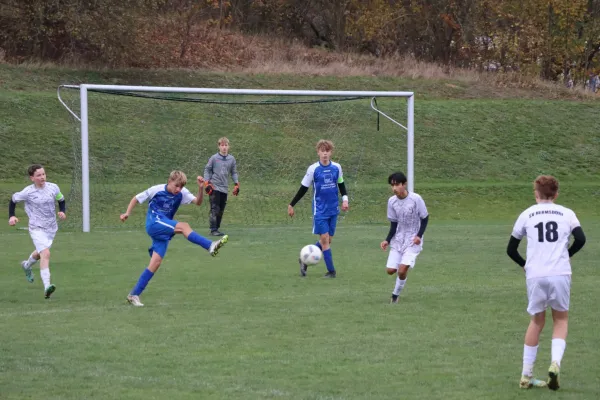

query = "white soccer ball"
[300,244,322,265]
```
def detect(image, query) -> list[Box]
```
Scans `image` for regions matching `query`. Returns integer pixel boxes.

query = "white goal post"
[58,85,415,232]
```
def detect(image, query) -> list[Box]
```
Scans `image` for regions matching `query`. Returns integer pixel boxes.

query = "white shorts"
[526,275,571,315]
[29,229,56,253]
[386,247,421,269]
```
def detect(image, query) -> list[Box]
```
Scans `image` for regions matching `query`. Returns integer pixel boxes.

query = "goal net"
[57,85,414,232]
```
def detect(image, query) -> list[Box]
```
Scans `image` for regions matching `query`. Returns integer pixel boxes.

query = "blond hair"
[316,139,334,152]
[534,175,559,200]
[218,137,230,146]
[168,170,188,186]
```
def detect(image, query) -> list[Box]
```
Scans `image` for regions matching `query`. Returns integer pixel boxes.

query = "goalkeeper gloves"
[233,182,240,196]
[204,181,214,195]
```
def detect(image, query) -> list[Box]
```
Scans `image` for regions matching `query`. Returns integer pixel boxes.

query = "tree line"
[1,0,599,82]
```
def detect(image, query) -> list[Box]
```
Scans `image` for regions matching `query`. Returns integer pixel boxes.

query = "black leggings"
[209,190,228,232]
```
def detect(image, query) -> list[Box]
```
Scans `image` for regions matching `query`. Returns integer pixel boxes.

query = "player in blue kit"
[288,140,349,278]
[120,170,228,307]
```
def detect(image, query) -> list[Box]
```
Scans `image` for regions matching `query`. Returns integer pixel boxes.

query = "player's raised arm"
[203,155,214,194]
[193,176,205,205]
[120,196,139,222]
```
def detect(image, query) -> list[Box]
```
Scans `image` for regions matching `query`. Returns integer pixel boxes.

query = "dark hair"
[388,172,407,185]
[28,164,44,176]
[534,175,559,199]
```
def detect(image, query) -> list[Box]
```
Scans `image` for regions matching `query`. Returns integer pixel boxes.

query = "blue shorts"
[313,215,338,236]
[146,216,178,258]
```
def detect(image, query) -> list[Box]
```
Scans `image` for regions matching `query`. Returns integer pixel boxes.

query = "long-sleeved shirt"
[203,153,239,193]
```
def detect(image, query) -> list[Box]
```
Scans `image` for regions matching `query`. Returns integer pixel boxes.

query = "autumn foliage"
[0,0,599,82]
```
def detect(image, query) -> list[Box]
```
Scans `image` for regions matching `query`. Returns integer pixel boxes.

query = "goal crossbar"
[58,84,415,232]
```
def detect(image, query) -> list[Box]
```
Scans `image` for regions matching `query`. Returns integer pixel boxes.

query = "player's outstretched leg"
[209,235,228,257]
[547,361,560,390]
[176,222,228,257]
[21,261,34,283]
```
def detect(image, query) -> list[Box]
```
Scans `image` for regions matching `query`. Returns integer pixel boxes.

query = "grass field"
[1,223,599,400]
[1,64,600,399]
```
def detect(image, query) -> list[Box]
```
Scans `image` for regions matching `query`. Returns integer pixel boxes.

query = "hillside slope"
[1,65,598,229]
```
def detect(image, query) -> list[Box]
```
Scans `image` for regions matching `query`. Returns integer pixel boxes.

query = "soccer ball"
[300,244,322,265]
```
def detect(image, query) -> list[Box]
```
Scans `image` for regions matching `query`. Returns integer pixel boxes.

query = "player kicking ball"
[120,171,228,307]
[507,175,586,390]
[9,164,66,299]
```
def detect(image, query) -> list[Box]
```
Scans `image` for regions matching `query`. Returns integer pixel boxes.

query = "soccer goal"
[58,85,414,232]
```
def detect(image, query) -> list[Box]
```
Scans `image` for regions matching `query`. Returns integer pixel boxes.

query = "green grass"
[1,64,600,398]
[1,224,599,399]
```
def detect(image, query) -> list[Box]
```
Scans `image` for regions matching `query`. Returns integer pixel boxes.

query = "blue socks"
[131,268,154,296]
[131,232,212,298]
[188,231,212,250]
[323,249,335,273]
[316,242,334,272]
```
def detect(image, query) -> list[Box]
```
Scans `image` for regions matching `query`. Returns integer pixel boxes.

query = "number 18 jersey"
[511,203,580,279]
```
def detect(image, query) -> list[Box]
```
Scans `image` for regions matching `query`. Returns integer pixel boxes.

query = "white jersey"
[511,202,580,279]
[387,192,428,252]
[12,182,63,233]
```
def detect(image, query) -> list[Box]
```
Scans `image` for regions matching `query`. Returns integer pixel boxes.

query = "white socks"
[522,345,538,376]
[40,268,51,290]
[522,339,566,377]
[551,338,566,366]
[24,253,38,268]
[392,277,407,296]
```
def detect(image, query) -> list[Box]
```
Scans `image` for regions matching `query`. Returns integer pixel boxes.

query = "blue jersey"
[135,184,196,226]
[301,161,344,218]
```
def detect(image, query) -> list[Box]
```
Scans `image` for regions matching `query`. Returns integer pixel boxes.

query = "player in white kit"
[507,175,586,390]
[380,172,429,304]
[9,164,66,299]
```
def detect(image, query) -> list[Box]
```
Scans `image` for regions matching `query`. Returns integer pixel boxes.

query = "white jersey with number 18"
[511,203,580,279]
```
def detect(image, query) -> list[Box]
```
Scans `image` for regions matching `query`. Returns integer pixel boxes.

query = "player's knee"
[175,222,191,233]
[386,268,397,275]
[531,313,546,328]
[40,249,51,259]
